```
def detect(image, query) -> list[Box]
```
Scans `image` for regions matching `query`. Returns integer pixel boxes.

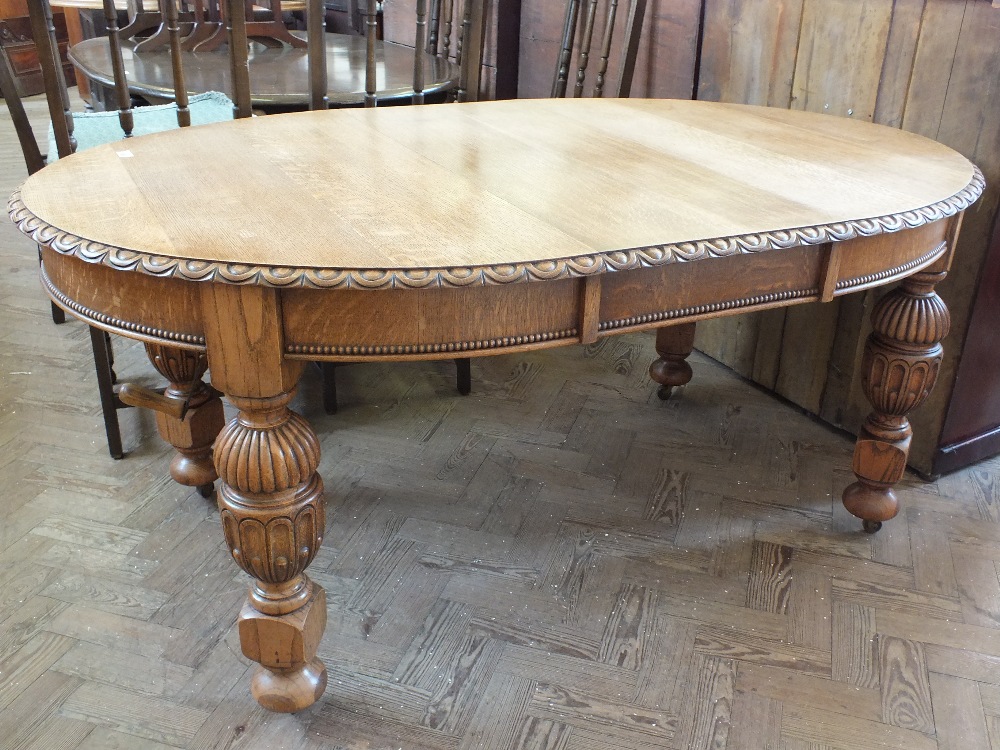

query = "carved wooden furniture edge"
[600,288,819,332]
[37,235,954,358]
[835,242,948,293]
[10,166,985,291]
[286,241,950,360]
[285,328,580,357]
[40,264,206,348]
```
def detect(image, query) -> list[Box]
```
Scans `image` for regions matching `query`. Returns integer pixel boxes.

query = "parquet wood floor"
[3,97,999,749]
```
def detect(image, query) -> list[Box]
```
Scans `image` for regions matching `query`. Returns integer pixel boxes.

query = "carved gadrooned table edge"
[9,167,985,291]
[39,235,949,359]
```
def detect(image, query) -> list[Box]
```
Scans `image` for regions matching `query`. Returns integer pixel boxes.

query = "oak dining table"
[9,98,983,713]
[69,32,460,110]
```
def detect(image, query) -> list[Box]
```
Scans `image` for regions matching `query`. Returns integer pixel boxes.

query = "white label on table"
[117,150,134,158]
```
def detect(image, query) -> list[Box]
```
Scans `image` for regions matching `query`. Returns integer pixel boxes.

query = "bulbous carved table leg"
[215,391,328,712]
[145,344,224,497]
[199,283,328,712]
[842,269,951,533]
[649,322,696,400]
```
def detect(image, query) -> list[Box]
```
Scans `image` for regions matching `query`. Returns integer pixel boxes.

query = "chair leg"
[321,362,338,415]
[89,326,125,459]
[455,357,471,395]
[105,330,117,384]
[50,300,66,324]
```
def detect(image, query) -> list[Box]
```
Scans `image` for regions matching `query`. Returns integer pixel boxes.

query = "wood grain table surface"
[16,98,979,273]
[10,98,984,713]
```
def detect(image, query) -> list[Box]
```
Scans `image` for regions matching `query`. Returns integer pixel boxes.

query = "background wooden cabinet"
[0,0,72,98]
[510,0,1000,476]
[937,212,1000,473]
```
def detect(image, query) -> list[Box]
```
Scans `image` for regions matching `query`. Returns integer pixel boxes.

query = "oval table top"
[9,95,986,716]
[12,98,983,290]
[68,32,459,108]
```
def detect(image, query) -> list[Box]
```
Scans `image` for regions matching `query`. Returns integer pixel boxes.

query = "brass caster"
[862,519,882,534]
[657,385,674,401]
[197,482,215,499]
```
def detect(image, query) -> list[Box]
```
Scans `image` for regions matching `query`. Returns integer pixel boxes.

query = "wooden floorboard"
[2,96,1000,749]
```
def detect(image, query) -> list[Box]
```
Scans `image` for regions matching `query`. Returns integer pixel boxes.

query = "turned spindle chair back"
[0,0,134,459]
[313,0,487,414]
[551,0,646,98]
[362,0,488,106]
[48,0,228,156]
[425,0,488,102]
[0,0,239,459]
[222,0,324,116]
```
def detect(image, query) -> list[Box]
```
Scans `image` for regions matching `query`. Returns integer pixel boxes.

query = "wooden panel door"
[693,0,1000,475]
[507,0,1000,475]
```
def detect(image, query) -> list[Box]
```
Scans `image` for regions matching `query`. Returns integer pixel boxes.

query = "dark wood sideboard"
[936,209,1000,474]
[0,0,72,98]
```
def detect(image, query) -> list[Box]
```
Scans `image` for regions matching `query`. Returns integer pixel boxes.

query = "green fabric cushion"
[47,90,234,162]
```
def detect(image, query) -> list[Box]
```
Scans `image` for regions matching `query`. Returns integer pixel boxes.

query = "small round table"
[69,32,460,110]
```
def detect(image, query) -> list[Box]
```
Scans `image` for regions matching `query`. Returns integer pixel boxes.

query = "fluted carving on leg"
[843,270,950,531]
[145,343,223,493]
[214,391,328,712]
[214,396,320,495]
[219,476,324,615]
[147,344,208,391]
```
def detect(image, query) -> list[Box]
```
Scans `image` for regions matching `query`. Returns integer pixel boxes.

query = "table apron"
[39,219,951,362]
